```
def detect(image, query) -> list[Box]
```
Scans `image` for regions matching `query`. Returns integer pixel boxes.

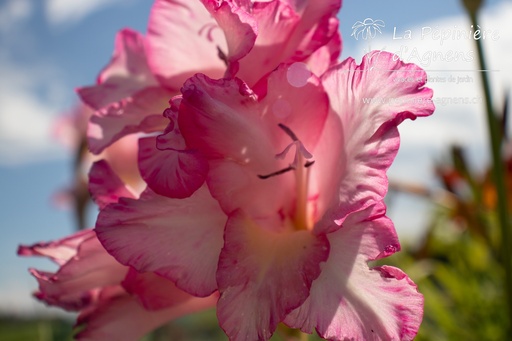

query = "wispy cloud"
[44,0,121,26]
[0,0,71,166]
[0,0,33,33]
[0,59,69,166]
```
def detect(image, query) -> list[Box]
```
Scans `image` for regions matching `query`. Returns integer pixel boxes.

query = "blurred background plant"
[386,139,510,340]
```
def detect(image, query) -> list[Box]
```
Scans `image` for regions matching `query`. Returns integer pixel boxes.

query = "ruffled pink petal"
[236,0,341,86]
[89,160,137,209]
[216,209,329,341]
[178,74,287,215]
[77,29,157,110]
[236,1,300,85]
[138,136,208,199]
[283,0,341,61]
[75,291,218,341]
[305,29,342,77]
[179,75,271,163]
[18,229,93,265]
[258,63,329,153]
[178,69,329,217]
[155,96,186,150]
[146,0,226,89]
[122,268,194,311]
[285,203,423,341]
[317,51,435,228]
[87,86,170,154]
[20,230,127,311]
[306,108,343,227]
[95,187,226,297]
[101,134,145,193]
[202,0,256,73]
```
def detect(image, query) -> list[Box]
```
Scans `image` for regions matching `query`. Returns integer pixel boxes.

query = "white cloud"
[0,59,69,166]
[44,0,120,25]
[0,0,33,33]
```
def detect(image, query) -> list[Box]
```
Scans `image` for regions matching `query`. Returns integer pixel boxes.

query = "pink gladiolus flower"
[77,0,341,196]
[18,161,217,341]
[96,51,434,340]
[19,0,434,338]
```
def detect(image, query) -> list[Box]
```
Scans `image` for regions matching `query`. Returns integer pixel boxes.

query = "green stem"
[470,11,512,333]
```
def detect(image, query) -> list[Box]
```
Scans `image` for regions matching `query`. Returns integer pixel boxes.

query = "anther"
[217,46,228,66]
[278,123,298,141]
[257,166,294,179]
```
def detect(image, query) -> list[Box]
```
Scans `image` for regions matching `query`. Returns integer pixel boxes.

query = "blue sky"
[1,0,510,314]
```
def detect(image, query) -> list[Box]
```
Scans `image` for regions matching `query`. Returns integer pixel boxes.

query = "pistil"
[257,124,314,231]
[294,150,309,230]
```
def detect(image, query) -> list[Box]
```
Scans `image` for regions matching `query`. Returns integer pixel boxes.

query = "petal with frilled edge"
[305,28,342,77]
[19,230,127,311]
[77,29,157,110]
[285,203,423,341]
[138,136,208,199]
[146,0,226,89]
[282,0,341,61]
[216,209,329,341]
[75,292,218,341]
[18,229,92,265]
[96,187,226,297]
[122,268,194,311]
[236,0,341,86]
[201,0,256,75]
[235,1,300,86]
[89,160,137,209]
[87,86,170,154]
[316,51,434,230]
[178,74,286,216]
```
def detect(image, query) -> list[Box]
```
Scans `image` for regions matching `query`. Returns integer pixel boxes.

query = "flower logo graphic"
[351,18,385,40]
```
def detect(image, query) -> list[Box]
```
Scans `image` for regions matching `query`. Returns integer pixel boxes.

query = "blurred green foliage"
[385,144,511,341]
[0,316,73,341]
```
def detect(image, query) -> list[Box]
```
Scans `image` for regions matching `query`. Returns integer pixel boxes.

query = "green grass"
[0,316,74,341]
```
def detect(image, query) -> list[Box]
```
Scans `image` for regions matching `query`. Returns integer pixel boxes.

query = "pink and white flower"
[96,51,434,340]
[19,0,435,338]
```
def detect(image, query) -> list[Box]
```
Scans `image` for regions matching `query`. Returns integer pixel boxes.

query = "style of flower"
[96,51,434,340]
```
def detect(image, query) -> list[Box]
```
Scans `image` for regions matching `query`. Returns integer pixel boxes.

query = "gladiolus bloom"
[96,51,434,340]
